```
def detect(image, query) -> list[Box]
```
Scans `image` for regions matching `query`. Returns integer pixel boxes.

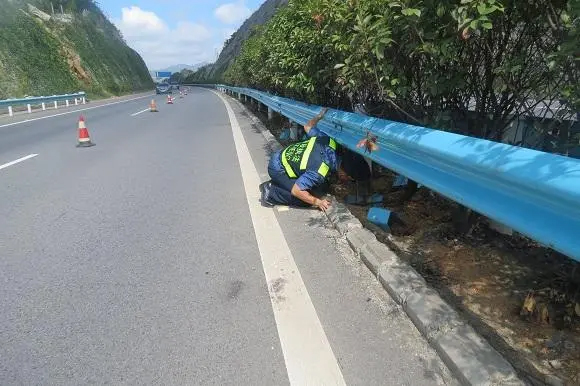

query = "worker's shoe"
[259,181,275,207]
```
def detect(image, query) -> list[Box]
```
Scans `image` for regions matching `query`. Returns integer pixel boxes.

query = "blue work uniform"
[267,126,339,206]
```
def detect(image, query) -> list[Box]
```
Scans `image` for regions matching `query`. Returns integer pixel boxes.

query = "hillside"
[184,0,288,83]
[0,0,153,99]
[155,63,209,74]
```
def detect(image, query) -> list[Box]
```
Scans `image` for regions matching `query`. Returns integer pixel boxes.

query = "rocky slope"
[184,0,288,83]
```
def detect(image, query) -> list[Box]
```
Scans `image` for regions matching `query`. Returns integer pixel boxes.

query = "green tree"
[226,0,578,148]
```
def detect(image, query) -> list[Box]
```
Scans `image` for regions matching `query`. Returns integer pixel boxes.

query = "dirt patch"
[241,98,580,385]
[337,177,580,385]
[62,47,91,85]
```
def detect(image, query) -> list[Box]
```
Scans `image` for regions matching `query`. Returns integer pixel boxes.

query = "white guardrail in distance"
[213,84,580,261]
[0,92,87,117]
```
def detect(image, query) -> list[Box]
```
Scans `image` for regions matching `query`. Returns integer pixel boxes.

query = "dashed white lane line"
[0,154,38,171]
[0,94,153,129]
[130,108,150,117]
[214,90,346,386]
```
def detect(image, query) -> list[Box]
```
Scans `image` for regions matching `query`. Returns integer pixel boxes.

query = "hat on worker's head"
[339,148,371,181]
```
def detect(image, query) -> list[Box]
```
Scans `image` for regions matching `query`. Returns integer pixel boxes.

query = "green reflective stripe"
[317,162,330,177]
[281,148,297,178]
[300,137,317,170]
[329,138,337,150]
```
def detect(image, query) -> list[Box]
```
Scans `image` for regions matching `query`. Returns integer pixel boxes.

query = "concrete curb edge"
[226,94,525,386]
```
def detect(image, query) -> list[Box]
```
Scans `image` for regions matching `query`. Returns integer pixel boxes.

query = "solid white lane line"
[0,94,153,129]
[130,108,150,116]
[0,154,38,171]
[214,90,346,386]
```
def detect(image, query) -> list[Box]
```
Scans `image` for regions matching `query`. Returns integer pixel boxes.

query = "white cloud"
[114,6,214,70]
[214,1,251,24]
[119,6,166,34]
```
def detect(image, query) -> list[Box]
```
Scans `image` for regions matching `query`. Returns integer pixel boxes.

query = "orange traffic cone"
[76,115,95,147]
[167,95,173,104]
[150,99,158,112]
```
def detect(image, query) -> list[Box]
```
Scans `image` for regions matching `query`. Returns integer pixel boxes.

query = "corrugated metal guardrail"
[0,92,87,116]
[214,84,580,261]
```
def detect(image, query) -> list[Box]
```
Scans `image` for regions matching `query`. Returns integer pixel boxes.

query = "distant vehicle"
[156,83,172,94]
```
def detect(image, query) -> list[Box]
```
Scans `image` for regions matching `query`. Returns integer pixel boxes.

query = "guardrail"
[0,92,87,117]
[215,85,580,261]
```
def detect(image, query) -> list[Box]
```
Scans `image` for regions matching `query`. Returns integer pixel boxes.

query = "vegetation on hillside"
[0,0,153,99]
[224,0,579,147]
[183,0,289,83]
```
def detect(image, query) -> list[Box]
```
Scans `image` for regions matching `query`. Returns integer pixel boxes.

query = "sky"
[97,0,265,70]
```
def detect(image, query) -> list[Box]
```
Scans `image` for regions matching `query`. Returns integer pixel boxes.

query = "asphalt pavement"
[0,88,457,385]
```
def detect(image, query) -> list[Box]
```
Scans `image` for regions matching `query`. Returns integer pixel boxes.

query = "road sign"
[155,71,172,78]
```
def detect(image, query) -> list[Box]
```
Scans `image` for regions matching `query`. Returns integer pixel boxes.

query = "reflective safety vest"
[281,136,337,179]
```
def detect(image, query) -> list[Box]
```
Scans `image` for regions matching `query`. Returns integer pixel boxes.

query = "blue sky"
[97,0,265,70]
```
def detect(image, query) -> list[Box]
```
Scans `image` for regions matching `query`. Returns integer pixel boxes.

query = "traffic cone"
[167,95,173,104]
[76,115,95,147]
[150,99,158,112]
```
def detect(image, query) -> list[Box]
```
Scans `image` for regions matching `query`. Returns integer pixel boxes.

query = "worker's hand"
[315,198,331,211]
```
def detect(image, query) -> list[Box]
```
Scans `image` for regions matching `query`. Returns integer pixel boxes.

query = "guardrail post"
[65,100,69,107]
[364,157,373,177]
[54,101,58,109]
[290,121,298,140]
[8,106,13,117]
[42,102,46,111]
[82,97,86,104]
[27,104,32,113]
[268,107,274,120]
[74,98,78,105]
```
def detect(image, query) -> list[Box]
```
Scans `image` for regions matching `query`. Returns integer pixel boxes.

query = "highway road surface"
[0,88,457,385]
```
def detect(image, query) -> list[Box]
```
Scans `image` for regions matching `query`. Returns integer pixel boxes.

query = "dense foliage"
[0,0,153,99]
[224,0,579,143]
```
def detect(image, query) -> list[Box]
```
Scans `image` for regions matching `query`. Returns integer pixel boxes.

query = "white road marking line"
[0,154,38,171]
[214,90,346,386]
[130,108,150,116]
[0,94,152,129]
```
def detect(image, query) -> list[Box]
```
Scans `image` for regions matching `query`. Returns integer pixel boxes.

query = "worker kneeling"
[260,107,370,210]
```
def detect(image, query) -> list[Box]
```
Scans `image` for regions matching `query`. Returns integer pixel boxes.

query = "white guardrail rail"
[0,92,87,117]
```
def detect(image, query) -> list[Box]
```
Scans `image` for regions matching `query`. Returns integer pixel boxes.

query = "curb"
[227,95,525,386]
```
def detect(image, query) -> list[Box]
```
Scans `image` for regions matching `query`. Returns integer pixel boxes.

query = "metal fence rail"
[216,85,580,261]
[0,92,87,116]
